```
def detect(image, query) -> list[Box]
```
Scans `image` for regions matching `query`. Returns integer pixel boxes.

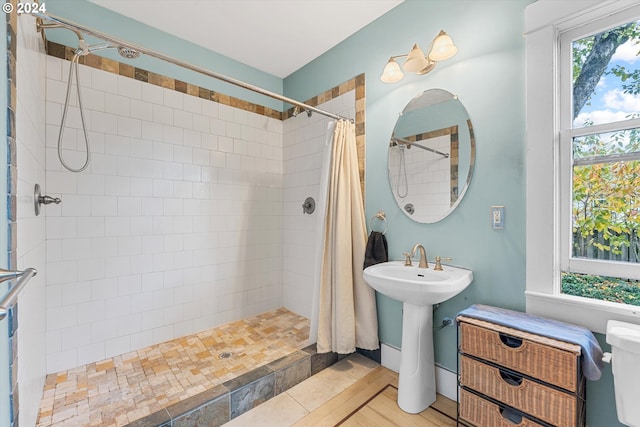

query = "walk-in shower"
[12,10,361,426]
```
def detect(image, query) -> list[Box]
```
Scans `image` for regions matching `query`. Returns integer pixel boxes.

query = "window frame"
[525,0,640,334]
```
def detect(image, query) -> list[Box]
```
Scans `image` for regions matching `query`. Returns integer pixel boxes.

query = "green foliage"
[609,66,640,96]
[572,155,640,259]
[606,22,640,95]
[571,21,640,262]
[572,22,639,114]
[562,272,640,306]
[573,22,640,84]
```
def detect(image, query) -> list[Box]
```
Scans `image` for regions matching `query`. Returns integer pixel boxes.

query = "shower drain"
[219,351,233,359]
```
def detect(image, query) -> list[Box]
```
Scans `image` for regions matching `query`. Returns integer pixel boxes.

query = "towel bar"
[369,211,387,234]
[0,268,37,321]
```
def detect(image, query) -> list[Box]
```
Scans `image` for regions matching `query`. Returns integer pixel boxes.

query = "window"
[559,19,640,305]
[525,1,640,333]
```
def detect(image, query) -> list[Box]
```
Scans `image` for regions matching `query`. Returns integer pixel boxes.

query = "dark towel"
[363,231,388,269]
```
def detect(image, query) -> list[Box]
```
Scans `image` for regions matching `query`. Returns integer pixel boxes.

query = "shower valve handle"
[34,184,61,216]
[302,197,316,214]
[39,195,61,205]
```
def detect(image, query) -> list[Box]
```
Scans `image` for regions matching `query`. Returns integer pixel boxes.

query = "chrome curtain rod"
[392,137,449,158]
[33,12,350,122]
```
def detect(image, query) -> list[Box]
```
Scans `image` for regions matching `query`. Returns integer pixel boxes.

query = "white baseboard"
[435,364,458,402]
[380,343,458,402]
[380,343,401,373]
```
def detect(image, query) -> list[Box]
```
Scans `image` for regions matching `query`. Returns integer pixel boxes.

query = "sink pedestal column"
[397,302,436,414]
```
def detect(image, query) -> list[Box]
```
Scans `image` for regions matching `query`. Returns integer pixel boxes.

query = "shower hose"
[57,49,91,173]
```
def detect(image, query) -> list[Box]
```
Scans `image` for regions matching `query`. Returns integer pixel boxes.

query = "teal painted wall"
[286,0,527,363]
[25,0,622,424]
[285,1,620,425]
[43,0,284,111]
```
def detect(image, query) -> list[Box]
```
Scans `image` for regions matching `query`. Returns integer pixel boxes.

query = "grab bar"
[0,268,37,321]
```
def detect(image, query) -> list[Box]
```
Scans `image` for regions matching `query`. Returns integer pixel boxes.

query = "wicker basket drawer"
[460,355,577,427]
[458,317,581,392]
[459,388,545,427]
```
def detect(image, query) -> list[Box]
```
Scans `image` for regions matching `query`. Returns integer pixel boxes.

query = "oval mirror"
[388,89,475,223]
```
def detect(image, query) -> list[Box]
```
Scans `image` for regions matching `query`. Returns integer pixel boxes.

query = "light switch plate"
[491,206,505,229]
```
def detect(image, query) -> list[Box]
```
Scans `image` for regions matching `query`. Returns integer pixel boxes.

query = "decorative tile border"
[46,41,282,120]
[44,41,366,193]
[284,74,366,194]
[7,8,16,262]
[6,1,19,425]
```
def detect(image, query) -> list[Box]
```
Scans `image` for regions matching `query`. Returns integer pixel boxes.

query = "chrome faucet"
[411,243,429,269]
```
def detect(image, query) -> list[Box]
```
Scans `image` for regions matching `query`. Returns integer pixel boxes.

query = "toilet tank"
[606,320,640,426]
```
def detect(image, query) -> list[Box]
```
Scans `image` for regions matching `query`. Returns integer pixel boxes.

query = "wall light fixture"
[380,30,457,83]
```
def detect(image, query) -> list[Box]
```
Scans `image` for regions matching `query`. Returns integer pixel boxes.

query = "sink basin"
[363,260,473,414]
[363,261,473,305]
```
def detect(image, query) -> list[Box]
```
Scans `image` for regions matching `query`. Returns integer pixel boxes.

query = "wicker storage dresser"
[457,315,586,427]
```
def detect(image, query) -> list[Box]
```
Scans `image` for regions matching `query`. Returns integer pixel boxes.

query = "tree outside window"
[563,20,640,305]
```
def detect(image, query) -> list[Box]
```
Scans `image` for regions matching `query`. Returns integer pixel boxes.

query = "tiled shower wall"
[282,93,355,318]
[8,13,363,424]
[14,13,48,427]
[388,135,452,221]
[44,56,285,373]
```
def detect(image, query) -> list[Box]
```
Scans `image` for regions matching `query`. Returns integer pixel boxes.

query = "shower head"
[118,46,140,59]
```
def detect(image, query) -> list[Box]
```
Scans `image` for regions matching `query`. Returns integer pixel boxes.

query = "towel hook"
[369,211,387,234]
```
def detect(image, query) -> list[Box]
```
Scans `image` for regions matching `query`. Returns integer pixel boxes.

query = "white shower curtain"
[316,119,379,354]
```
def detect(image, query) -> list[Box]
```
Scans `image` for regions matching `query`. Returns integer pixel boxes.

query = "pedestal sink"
[363,260,473,413]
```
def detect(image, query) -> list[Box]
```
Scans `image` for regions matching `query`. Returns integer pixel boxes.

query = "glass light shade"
[428,30,457,62]
[403,44,428,72]
[381,59,404,83]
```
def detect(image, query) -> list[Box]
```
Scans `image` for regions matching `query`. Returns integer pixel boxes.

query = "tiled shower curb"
[126,344,347,427]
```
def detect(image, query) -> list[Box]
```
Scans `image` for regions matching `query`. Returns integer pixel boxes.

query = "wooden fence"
[573,231,640,263]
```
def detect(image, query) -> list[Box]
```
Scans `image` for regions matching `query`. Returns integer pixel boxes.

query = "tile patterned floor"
[36,308,310,427]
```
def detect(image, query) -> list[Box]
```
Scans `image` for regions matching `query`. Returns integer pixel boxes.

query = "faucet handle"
[403,252,413,266]
[433,256,452,271]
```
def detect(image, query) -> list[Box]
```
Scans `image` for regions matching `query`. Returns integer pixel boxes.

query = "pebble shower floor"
[36,308,310,426]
